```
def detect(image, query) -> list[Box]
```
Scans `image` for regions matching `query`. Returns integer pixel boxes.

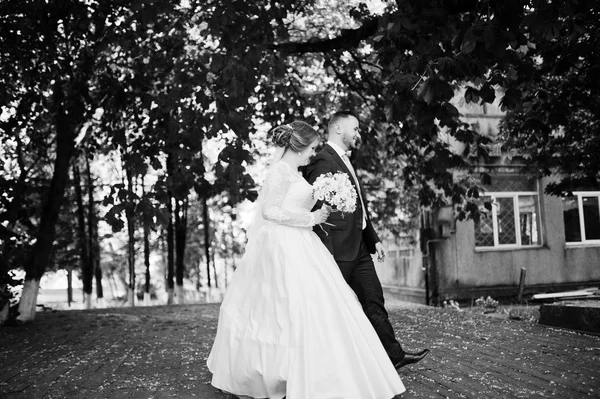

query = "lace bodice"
[261,161,317,227]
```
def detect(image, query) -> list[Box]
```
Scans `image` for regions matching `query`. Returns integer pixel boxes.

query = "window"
[475,175,542,248]
[563,192,600,244]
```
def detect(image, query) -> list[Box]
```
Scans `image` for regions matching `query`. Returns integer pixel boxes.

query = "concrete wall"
[378,234,426,304]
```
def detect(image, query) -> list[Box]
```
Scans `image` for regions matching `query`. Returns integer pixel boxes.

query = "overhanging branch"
[269,17,379,54]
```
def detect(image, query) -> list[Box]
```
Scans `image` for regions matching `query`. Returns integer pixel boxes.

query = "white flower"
[312,172,357,214]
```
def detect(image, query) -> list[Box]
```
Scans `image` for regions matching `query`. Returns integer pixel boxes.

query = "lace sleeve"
[261,163,315,227]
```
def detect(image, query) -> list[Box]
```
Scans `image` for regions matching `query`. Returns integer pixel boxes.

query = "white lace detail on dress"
[261,162,315,227]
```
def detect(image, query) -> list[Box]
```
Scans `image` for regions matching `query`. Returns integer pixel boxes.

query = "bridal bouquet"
[312,172,357,215]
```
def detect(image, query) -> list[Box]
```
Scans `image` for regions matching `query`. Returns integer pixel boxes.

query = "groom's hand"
[375,242,385,263]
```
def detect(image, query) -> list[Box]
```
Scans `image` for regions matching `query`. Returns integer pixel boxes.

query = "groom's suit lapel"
[324,144,351,177]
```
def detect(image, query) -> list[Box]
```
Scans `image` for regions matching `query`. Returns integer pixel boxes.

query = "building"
[379,91,600,305]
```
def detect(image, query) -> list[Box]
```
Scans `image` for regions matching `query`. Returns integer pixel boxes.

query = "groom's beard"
[347,136,360,150]
[343,136,359,151]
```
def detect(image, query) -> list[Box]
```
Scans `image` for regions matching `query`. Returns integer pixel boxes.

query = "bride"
[207,121,405,399]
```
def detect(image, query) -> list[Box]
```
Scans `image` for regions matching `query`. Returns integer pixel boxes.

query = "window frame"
[564,191,600,246]
[476,190,543,249]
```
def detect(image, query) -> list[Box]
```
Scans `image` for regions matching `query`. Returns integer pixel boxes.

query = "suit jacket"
[304,144,380,262]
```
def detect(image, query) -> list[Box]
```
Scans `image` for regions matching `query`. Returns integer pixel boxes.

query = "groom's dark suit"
[305,143,405,364]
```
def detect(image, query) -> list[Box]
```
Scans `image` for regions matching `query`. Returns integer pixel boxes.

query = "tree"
[95,0,259,302]
[5,0,596,321]
[0,0,188,320]
[174,196,188,302]
[85,156,103,304]
[224,0,599,220]
[73,162,93,308]
[261,0,508,219]
[500,0,600,195]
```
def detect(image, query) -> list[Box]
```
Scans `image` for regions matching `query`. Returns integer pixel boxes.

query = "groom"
[305,110,429,370]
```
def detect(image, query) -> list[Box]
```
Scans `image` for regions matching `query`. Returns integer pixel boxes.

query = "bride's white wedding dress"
[207,161,405,399]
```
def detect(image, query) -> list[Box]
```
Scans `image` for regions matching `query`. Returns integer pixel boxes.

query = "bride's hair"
[270,121,320,153]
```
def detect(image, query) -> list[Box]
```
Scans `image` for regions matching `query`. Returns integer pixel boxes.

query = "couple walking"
[207,111,430,398]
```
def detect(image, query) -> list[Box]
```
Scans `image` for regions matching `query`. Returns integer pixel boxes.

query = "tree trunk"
[125,168,136,306]
[0,303,8,325]
[0,269,8,325]
[175,197,188,304]
[0,253,9,324]
[86,156,103,303]
[18,82,77,322]
[107,273,117,299]
[144,218,151,304]
[196,259,202,291]
[166,194,175,304]
[143,292,151,306]
[73,164,93,309]
[1,99,35,323]
[211,255,219,289]
[143,178,151,307]
[67,267,73,307]
[94,261,103,307]
[202,197,213,288]
[18,279,40,321]
[126,221,135,306]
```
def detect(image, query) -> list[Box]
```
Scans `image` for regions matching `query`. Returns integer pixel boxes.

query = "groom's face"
[340,116,361,151]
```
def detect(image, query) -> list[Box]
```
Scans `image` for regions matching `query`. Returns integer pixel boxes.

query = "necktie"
[342,154,367,229]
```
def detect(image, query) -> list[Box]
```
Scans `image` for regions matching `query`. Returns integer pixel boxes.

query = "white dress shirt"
[327,142,367,229]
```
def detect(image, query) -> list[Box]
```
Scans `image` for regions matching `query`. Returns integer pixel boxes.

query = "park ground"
[1,297,599,399]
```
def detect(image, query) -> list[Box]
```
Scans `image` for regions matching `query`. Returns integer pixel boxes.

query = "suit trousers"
[336,238,405,363]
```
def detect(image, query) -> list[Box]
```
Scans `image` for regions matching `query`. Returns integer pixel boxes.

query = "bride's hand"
[312,206,331,224]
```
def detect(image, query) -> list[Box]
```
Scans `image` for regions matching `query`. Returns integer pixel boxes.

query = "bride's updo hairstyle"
[270,121,320,153]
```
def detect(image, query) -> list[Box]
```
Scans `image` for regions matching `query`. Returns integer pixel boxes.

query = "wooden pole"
[517,267,527,303]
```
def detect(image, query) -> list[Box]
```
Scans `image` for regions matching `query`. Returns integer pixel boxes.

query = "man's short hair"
[328,110,358,131]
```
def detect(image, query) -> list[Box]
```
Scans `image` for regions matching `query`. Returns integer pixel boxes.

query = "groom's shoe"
[394,349,430,369]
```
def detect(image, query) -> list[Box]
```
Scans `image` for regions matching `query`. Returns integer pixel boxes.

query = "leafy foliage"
[500,0,600,196]
[2,0,599,309]
[253,0,600,221]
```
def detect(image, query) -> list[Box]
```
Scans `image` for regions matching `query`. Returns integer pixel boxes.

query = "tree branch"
[350,51,383,103]
[270,17,379,54]
[325,55,373,107]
